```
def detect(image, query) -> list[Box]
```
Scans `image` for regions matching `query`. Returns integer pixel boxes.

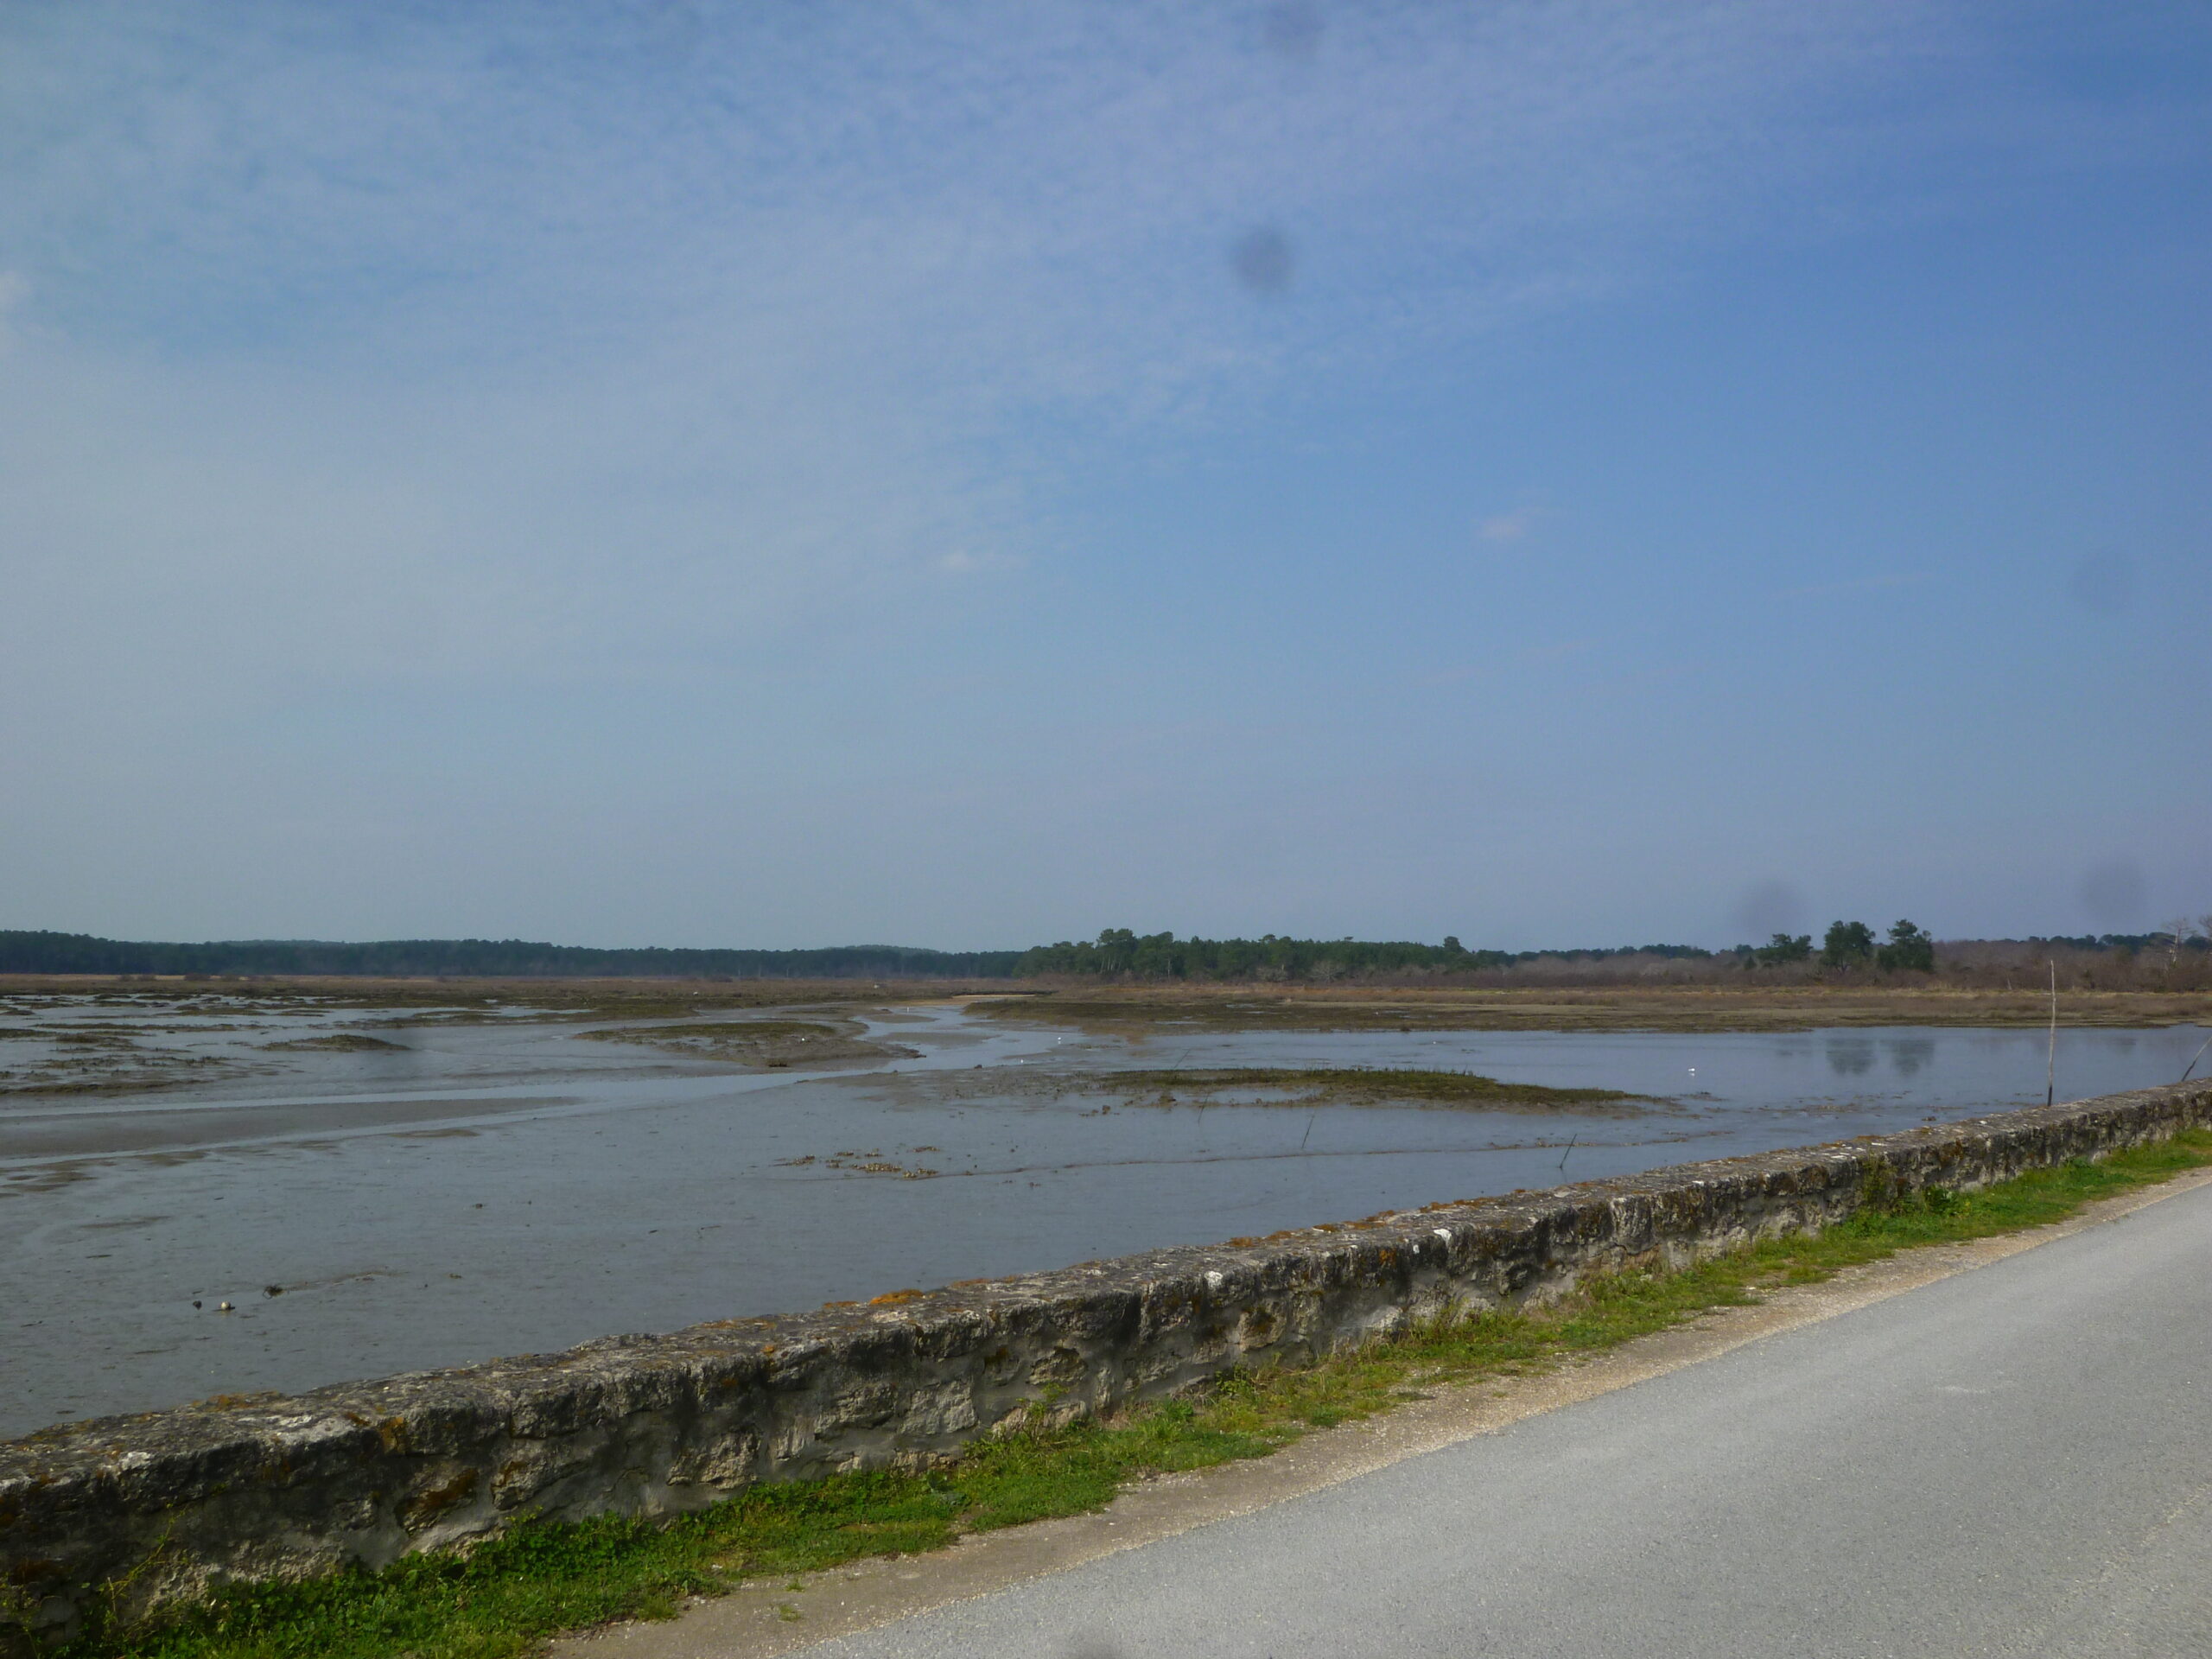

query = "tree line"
[0,927,1718,983]
[1739,919,1935,973]
[0,931,1025,980]
[6,924,2202,984]
[1010,929,1713,981]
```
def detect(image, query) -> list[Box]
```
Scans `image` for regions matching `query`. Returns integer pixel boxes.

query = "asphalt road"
[803,1179,2212,1659]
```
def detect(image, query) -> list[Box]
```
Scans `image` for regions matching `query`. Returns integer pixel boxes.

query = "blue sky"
[3,1,2207,950]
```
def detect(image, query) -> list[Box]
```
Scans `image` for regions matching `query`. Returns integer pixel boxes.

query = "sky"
[3,0,2209,952]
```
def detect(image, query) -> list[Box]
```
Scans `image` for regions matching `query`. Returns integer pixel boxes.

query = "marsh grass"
[1106,1066,1645,1109]
[574,1020,839,1046]
[571,1020,899,1068]
[47,1129,2212,1659]
[258,1034,405,1053]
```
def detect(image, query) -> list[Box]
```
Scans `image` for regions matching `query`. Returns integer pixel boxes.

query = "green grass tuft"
[45,1128,2212,1659]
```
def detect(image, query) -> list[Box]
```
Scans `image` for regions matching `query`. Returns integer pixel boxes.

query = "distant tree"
[1876,918,1936,973]
[1821,919,1877,970]
[1755,932,1812,966]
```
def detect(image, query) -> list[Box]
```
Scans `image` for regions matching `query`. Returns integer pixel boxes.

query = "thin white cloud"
[1479,505,1544,543]
[1,3,2200,941]
[936,549,1022,577]
[1516,636,1600,666]
[1775,571,1934,601]
[0,0,2029,690]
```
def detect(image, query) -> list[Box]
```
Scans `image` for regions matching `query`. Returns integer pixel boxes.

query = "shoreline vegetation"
[3,975,2206,1034]
[0,934,1023,981]
[35,1128,2212,1659]
[574,1020,909,1069]
[967,983,2212,1032]
[1094,1067,1651,1110]
[6,921,2211,995]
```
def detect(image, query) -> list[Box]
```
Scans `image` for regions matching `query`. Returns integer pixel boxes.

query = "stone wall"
[5,1081,2208,1646]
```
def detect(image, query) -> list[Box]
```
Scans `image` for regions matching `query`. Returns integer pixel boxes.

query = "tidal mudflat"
[2,990,2203,1438]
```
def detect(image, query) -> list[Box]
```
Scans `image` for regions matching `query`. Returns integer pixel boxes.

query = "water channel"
[2,994,2202,1438]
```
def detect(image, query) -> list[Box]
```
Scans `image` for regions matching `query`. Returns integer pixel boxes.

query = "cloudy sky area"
[3,0,2208,950]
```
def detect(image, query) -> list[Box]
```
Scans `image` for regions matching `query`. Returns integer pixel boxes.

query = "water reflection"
[1887,1037,1934,1077]
[1826,1037,1875,1077]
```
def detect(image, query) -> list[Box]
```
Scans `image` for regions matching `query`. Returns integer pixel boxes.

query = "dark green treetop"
[1877,918,1936,973]
[1821,919,1878,969]
[1751,932,1813,966]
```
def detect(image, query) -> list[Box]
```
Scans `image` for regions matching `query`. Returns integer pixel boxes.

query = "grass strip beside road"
[48,1129,2212,1659]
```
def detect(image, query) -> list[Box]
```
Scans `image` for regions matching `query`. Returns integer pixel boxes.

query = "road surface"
[792,1177,2212,1658]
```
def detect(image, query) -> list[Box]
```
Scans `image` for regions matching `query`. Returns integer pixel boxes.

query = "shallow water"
[1,997,2201,1438]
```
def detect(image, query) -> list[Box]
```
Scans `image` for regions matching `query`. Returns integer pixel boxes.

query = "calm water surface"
[2,999,2201,1437]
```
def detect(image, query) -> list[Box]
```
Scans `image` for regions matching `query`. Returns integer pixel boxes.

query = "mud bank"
[4,1080,2207,1646]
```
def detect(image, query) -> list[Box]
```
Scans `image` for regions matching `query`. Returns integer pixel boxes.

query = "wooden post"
[2046,959,2057,1108]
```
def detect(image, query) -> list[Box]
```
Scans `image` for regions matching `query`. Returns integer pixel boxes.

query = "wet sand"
[2,993,2202,1439]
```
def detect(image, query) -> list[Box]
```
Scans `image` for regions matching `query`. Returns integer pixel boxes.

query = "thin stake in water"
[2046,959,2058,1108]
[2180,1031,2212,1084]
